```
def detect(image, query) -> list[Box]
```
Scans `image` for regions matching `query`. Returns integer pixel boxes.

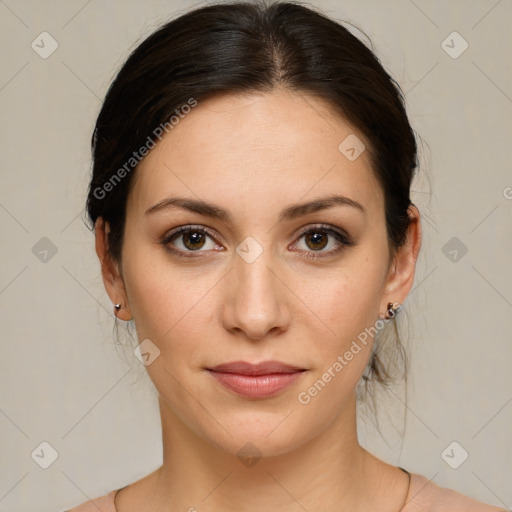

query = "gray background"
[0,1,511,511]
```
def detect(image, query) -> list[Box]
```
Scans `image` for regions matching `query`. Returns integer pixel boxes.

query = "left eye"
[291,225,353,256]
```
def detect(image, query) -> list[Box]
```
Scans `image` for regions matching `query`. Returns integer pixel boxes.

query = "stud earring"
[385,301,401,319]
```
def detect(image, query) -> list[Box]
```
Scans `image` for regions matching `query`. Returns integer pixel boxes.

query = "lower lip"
[207,370,305,399]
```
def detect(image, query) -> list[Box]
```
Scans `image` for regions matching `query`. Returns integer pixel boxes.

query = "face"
[99,88,419,458]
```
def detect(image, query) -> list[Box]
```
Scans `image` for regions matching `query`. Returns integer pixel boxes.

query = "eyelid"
[161,222,355,258]
[161,225,223,253]
[293,223,354,245]
[288,223,355,259]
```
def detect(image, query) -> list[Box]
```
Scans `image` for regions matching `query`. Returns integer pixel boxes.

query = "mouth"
[206,361,307,399]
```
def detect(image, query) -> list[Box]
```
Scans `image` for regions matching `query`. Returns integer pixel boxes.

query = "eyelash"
[160,223,355,260]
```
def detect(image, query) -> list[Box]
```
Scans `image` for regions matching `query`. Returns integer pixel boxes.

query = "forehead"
[128,88,383,219]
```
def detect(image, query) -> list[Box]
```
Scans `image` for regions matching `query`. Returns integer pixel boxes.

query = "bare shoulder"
[406,473,508,512]
[430,487,509,512]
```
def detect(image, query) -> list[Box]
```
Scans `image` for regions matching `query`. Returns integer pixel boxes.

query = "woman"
[66,1,507,510]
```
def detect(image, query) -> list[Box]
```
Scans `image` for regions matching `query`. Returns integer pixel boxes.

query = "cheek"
[307,265,383,345]
[122,245,221,359]
[295,260,384,395]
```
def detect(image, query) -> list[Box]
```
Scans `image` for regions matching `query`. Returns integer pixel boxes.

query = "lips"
[206,361,306,399]
[208,361,304,375]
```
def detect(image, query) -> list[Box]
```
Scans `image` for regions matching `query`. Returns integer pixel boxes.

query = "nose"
[221,245,291,341]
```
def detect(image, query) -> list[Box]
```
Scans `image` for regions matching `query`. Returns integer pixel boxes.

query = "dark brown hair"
[85,0,420,414]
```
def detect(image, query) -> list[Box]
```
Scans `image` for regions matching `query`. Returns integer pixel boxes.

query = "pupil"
[308,232,327,250]
[185,232,204,250]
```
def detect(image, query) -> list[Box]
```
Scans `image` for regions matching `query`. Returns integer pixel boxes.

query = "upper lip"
[207,361,306,375]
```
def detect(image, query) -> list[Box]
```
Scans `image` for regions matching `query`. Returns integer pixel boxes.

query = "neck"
[150,393,383,511]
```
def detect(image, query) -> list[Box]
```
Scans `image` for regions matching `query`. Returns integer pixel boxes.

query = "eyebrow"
[144,194,366,222]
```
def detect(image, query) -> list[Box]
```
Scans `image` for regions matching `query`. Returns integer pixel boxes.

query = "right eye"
[161,225,224,258]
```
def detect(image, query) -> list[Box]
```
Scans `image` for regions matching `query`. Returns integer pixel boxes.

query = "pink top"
[64,472,508,511]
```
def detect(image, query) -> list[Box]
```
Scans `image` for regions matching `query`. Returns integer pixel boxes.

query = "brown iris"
[183,231,206,250]
[304,231,328,251]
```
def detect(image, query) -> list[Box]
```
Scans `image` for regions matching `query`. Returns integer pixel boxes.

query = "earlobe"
[113,302,133,321]
[94,217,133,321]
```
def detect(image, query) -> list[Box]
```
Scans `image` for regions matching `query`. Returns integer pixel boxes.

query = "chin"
[195,407,322,461]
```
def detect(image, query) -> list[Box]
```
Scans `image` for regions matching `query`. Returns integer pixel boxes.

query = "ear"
[94,217,133,321]
[379,205,422,315]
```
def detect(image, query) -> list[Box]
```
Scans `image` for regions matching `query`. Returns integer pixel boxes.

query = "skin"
[95,87,422,512]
